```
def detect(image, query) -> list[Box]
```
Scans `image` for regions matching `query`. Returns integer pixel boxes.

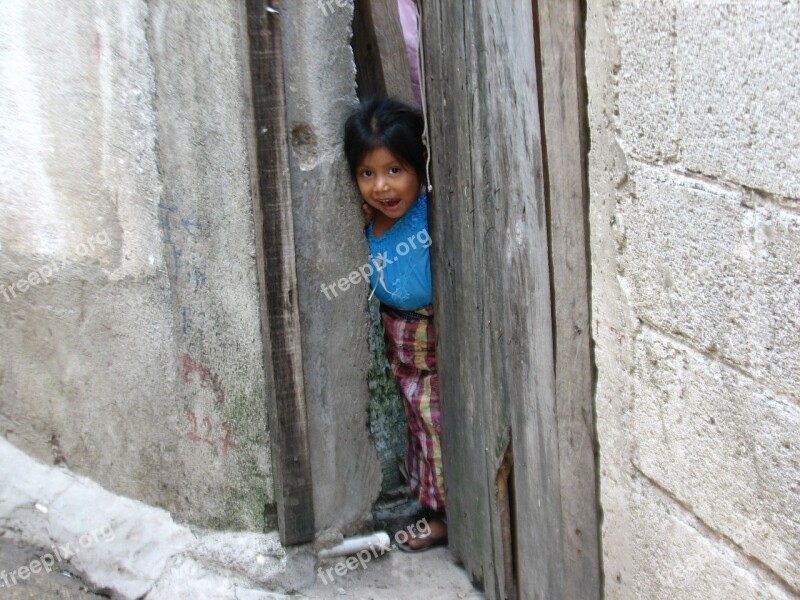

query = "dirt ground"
[0,537,107,599]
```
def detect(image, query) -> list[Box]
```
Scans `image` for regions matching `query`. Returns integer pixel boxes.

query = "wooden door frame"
[242,0,315,546]
[533,1,602,598]
[238,4,600,588]
[240,0,418,547]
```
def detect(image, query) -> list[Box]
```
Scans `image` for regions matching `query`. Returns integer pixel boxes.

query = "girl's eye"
[361,170,372,177]
[389,166,401,174]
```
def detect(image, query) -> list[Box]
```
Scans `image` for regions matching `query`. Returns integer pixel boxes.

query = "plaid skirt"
[381,303,446,512]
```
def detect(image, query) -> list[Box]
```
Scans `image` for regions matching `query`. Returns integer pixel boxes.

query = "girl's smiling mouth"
[379,198,402,209]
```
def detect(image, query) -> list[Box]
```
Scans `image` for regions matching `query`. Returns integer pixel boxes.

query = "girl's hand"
[361,202,374,225]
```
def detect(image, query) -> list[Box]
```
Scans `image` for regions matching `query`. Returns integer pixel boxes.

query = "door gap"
[496,439,517,600]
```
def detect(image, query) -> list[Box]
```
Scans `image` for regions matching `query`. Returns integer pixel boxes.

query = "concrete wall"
[0,0,272,531]
[586,1,799,598]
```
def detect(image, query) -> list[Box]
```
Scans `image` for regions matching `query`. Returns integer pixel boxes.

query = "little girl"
[344,98,447,552]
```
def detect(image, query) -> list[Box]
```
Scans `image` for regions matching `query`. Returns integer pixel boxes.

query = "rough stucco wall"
[0,0,272,531]
[587,1,800,598]
[281,2,382,535]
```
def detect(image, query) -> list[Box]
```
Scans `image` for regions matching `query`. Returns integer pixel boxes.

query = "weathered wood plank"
[423,1,565,598]
[352,0,415,104]
[533,1,601,597]
[422,0,497,591]
[243,0,315,545]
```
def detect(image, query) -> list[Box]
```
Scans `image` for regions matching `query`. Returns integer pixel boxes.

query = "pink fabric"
[397,0,422,107]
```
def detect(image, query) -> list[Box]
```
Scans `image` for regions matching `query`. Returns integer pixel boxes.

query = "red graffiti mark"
[221,423,237,454]
[181,353,225,403]
[185,410,212,445]
[608,326,627,345]
[593,322,629,364]
[202,415,213,440]
[185,411,236,454]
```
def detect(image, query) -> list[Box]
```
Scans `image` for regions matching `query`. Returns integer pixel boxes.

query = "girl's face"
[355,146,421,224]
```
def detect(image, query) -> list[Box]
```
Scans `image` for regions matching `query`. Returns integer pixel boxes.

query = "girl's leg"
[396,367,448,551]
[380,309,447,546]
[396,367,445,511]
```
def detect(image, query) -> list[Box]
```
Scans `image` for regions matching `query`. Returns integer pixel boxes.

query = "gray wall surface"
[0,0,272,531]
[281,1,383,535]
[586,1,800,598]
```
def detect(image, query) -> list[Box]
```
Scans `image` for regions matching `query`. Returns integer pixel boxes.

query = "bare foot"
[401,517,448,552]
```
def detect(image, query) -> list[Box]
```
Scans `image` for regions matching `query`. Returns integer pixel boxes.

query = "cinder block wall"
[0,1,272,531]
[586,2,799,598]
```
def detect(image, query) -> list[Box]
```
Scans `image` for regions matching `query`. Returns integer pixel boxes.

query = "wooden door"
[421,1,600,598]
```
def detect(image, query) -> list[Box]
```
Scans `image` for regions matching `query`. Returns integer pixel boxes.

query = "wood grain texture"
[533,1,601,597]
[243,0,314,545]
[352,0,415,103]
[422,2,565,598]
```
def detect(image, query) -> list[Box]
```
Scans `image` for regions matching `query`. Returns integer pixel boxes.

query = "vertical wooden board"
[423,1,566,598]
[422,0,498,592]
[352,0,415,104]
[464,7,517,599]
[473,4,565,599]
[243,0,314,545]
[534,1,601,598]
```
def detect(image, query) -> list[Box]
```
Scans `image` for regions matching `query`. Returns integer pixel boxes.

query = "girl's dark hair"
[343,98,426,184]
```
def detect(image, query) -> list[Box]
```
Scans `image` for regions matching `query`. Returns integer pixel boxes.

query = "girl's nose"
[375,175,390,191]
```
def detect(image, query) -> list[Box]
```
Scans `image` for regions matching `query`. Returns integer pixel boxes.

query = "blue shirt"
[366,192,432,310]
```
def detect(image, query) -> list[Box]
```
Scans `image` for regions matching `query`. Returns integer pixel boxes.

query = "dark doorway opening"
[351,0,429,530]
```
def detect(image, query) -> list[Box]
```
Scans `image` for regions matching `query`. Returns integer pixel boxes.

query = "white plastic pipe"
[317,531,391,559]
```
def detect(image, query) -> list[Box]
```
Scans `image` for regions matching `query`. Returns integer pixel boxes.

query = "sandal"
[396,517,448,553]
[396,531,448,553]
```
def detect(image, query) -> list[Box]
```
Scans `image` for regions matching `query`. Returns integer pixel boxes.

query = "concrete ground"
[303,545,482,599]
[0,437,482,600]
[0,533,481,600]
